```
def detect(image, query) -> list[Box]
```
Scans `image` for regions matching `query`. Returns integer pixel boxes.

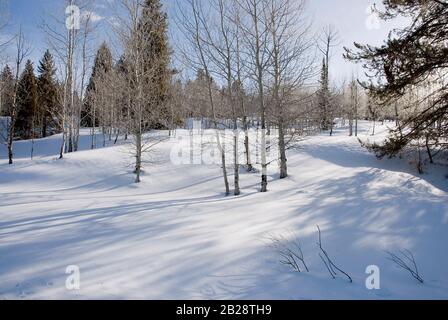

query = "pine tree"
[15,60,38,139]
[344,0,448,160]
[37,50,58,137]
[115,55,131,140]
[138,0,171,128]
[83,42,114,128]
[0,65,14,117]
[318,58,331,131]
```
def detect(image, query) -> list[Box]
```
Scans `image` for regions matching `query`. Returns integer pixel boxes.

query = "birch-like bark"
[242,0,269,192]
[178,0,230,195]
[74,13,92,152]
[7,27,30,165]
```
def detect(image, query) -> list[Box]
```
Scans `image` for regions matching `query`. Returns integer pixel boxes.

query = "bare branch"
[316,225,352,283]
[386,250,424,284]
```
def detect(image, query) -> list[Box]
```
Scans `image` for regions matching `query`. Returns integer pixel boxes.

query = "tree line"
[1,0,445,189]
[1,50,59,141]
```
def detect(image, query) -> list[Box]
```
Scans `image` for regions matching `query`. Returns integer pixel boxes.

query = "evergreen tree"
[37,50,58,137]
[15,60,38,139]
[83,42,113,127]
[317,58,331,131]
[344,0,448,159]
[188,69,215,119]
[114,55,131,138]
[138,0,171,128]
[0,65,14,117]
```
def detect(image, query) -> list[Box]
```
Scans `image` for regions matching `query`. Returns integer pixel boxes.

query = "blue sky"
[1,0,408,83]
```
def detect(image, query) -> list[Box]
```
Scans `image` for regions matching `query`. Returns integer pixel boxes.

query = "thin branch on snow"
[386,250,424,284]
[316,225,352,283]
[268,233,309,273]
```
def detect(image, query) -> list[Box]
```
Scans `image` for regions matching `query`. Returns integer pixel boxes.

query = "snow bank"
[0,121,447,299]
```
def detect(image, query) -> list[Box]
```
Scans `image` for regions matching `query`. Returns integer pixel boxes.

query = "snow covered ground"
[0,122,447,300]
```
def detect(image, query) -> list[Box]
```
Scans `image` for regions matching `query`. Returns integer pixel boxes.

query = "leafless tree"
[0,0,12,58]
[73,11,95,151]
[348,76,359,137]
[7,27,31,164]
[175,0,230,195]
[317,25,339,136]
[265,0,314,179]
[41,0,97,158]
[113,0,171,183]
[192,0,242,195]
[41,0,77,158]
[238,0,271,192]
[231,0,253,172]
[115,0,145,183]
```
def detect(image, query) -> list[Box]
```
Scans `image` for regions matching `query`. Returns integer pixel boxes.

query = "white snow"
[0,122,447,300]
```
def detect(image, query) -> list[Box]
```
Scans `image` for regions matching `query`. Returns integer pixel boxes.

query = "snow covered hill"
[0,122,447,299]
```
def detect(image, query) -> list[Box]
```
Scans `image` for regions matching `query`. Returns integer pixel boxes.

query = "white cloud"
[82,11,104,23]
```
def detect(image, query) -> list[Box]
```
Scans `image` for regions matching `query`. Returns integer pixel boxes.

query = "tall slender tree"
[37,50,58,138]
[16,60,38,139]
[0,65,14,117]
[318,58,330,131]
[84,42,114,149]
[7,27,31,164]
[116,0,172,183]
[239,0,270,192]
[138,0,172,128]
[176,0,231,194]
[318,26,339,134]
[266,0,313,179]
[84,42,113,125]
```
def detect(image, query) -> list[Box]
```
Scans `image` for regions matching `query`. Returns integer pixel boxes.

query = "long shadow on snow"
[217,168,448,299]
[303,143,448,193]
